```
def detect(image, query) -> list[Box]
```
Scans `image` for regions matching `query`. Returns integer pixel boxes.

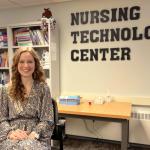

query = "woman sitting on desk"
[0,47,54,150]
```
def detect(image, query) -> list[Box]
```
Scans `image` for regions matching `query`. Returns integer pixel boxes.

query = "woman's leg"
[18,139,49,150]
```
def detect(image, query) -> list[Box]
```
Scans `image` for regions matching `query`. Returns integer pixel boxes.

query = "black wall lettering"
[100,29,109,42]
[70,6,150,62]
[132,27,143,40]
[71,13,79,25]
[110,48,120,60]
[99,48,109,61]
[130,6,140,20]
[118,7,128,21]
[71,50,79,61]
[71,31,79,43]
[90,11,99,24]
[90,30,99,42]
[121,47,131,60]
[80,49,89,61]
[80,11,89,24]
[80,30,89,43]
[145,26,150,39]
[89,49,99,61]
[110,28,120,41]
[111,8,117,22]
[121,28,131,41]
[100,9,109,22]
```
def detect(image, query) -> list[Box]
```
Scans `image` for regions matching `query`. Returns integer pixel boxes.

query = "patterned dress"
[0,81,54,150]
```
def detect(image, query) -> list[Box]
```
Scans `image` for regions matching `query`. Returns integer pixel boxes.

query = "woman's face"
[18,52,35,79]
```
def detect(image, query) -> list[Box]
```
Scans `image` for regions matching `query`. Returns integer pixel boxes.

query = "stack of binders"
[59,95,80,105]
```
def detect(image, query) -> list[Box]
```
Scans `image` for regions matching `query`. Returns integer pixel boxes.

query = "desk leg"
[121,120,129,150]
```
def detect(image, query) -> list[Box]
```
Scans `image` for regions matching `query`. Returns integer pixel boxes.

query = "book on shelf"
[13,27,48,46]
[0,71,10,85]
[31,29,48,45]
[13,27,33,46]
[39,49,50,68]
[0,51,9,67]
[0,30,8,47]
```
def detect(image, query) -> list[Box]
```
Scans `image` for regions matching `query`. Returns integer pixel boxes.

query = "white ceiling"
[0,0,72,10]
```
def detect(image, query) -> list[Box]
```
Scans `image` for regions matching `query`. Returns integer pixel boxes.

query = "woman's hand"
[8,129,28,140]
[28,131,39,140]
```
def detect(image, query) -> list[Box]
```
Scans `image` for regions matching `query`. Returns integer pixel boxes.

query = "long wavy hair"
[9,47,46,102]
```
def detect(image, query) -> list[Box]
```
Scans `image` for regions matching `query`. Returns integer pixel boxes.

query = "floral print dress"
[0,81,54,150]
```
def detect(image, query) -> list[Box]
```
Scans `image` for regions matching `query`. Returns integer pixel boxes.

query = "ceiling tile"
[0,0,73,10]
[0,0,17,9]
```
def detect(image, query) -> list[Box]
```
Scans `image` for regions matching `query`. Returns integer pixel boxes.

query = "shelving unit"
[0,27,10,85]
[0,20,60,98]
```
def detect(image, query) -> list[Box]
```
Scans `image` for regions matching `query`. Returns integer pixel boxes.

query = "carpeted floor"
[62,138,120,150]
[52,137,150,150]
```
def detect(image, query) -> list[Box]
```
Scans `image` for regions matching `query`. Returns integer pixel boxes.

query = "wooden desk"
[58,101,131,150]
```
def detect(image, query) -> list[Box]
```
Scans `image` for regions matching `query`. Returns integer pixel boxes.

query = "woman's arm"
[31,83,54,139]
[0,86,12,141]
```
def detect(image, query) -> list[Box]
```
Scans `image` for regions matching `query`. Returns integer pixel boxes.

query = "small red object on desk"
[88,101,92,105]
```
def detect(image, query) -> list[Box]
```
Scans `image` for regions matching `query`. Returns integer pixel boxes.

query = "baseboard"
[66,134,150,149]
